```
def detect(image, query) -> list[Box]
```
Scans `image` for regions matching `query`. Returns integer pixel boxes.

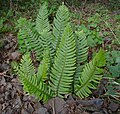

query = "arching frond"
[50,24,76,97]
[52,3,70,51]
[75,49,106,98]
[14,53,53,102]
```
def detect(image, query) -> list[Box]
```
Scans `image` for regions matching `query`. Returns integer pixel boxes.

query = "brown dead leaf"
[9,51,21,60]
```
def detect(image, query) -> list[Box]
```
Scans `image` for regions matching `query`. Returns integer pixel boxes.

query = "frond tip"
[52,3,70,51]
[36,3,50,34]
[75,49,106,98]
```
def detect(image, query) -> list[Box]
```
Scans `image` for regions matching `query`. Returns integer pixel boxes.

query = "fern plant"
[13,3,106,102]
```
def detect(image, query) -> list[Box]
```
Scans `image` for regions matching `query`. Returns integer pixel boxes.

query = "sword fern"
[13,3,106,102]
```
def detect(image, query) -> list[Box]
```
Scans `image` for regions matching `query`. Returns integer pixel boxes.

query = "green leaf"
[13,53,53,102]
[52,4,70,51]
[75,49,106,98]
[37,47,50,83]
[17,18,33,53]
[73,30,88,87]
[36,3,50,34]
[108,63,120,78]
[50,24,76,97]
[75,30,88,64]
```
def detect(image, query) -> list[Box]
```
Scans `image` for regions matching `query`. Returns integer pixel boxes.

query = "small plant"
[0,17,12,33]
[13,3,106,102]
[104,50,120,99]
[106,50,120,77]
[108,0,120,10]
[0,10,15,34]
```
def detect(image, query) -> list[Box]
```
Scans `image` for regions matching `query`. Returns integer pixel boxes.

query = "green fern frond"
[11,61,20,74]
[14,53,53,102]
[17,4,54,60]
[50,24,76,97]
[36,3,50,34]
[73,64,83,88]
[75,30,88,64]
[17,18,33,53]
[28,30,44,60]
[40,31,55,61]
[20,53,35,77]
[73,30,88,91]
[23,74,52,102]
[35,3,55,60]
[75,49,106,98]
[52,3,70,51]
[17,17,44,60]
[19,26,44,60]
[37,47,50,83]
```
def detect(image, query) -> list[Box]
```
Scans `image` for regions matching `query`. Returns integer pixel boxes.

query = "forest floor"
[0,1,120,114]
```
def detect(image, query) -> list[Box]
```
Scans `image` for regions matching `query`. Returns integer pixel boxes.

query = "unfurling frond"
[75,49,106,98]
